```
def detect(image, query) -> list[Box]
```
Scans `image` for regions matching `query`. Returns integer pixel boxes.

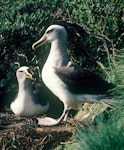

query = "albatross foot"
[37,117,60,126]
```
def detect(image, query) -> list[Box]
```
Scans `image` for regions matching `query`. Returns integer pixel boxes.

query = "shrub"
[0,0,123,110]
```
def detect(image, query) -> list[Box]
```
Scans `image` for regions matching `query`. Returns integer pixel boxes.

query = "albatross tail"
[100,99,118,108]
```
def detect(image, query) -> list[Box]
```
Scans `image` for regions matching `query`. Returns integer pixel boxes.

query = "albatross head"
[32,25,67,50]
[16,66,34,84]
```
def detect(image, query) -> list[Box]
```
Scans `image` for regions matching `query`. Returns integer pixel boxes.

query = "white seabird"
[10,66,49,116]
[32,25,115,126]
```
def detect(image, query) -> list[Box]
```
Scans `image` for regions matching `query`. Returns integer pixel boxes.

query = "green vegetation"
[62,102,124,150]
[0,0,124,149]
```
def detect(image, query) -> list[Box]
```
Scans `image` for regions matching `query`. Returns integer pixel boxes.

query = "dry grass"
[0,109,76,150]
[0,103,110,149]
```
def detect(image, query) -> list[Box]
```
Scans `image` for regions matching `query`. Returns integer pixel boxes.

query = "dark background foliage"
[0,0,124,149]
[0,0,123,109]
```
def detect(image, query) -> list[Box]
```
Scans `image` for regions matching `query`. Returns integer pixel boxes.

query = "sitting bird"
[10,66,49,116]
[32,25,115,126]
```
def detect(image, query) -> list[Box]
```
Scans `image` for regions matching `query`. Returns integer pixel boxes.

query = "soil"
[0,109,77,150]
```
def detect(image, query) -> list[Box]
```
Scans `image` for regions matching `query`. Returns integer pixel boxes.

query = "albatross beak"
[25,70,35,80]
[32,34,47,50]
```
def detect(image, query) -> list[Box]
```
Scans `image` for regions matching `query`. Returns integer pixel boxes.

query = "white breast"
[42,64,101,110]
[10,91,48,116]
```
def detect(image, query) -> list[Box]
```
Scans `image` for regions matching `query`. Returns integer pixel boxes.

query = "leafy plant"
[0,0,124,149]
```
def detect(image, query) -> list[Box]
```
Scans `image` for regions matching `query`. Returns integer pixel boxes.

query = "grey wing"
[54,65,113,94]
[32,83,48,106]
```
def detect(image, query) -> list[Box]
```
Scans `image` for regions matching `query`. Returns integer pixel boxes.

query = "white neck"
[45,40,69,68]
[41,38,70,99]
[18,80,32,95]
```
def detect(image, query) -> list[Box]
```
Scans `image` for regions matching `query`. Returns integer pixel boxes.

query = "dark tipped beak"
[32,34,47,50]
[25,70,35,80]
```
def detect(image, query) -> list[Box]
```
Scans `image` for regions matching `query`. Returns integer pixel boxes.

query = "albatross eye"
[46,29,54,34]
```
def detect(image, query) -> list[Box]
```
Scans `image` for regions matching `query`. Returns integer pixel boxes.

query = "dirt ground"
[0,108,77,150]
[0,102,109,149]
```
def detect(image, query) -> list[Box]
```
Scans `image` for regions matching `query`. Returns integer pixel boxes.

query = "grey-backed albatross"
[32,25,115,126]
[10,66,49,116]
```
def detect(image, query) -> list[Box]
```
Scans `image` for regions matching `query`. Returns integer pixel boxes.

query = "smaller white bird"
[10,66,49,117]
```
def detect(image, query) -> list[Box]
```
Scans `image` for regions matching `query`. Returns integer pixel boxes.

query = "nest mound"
[0,109,76,149]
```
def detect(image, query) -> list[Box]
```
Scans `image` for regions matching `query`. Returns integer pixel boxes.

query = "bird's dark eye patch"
[19,71,23,73]
[46,29,54,34]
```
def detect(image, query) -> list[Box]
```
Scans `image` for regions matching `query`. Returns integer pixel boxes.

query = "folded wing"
[54,65,113,94]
